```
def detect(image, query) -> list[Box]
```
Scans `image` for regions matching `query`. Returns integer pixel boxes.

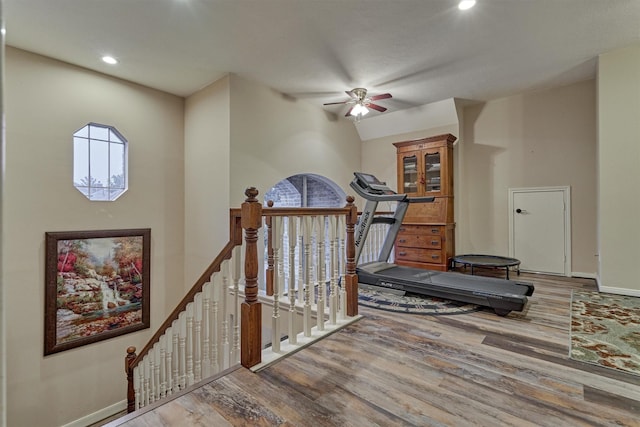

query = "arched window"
[264,174,346,207]
[73,123,128,201]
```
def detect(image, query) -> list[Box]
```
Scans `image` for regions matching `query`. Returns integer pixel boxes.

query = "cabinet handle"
[398,239,406,243]
[431,240,439,245]
[431,228,439,234]
[399,252,407,256]
[431,255,439,259]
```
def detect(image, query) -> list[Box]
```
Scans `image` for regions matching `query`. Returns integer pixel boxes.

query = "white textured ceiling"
[4,0,640,118]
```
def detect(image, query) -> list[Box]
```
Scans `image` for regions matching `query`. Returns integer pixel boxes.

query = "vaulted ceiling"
[5,0,640,118]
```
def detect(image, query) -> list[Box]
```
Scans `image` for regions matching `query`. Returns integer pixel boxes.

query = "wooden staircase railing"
[124,187,360,413]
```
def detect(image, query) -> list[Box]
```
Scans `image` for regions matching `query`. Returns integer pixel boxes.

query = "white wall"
[184,76,231,286]
[460,80,597,274]
[228,74,362,207]
[4,47,185,427]
[597,45,640,293]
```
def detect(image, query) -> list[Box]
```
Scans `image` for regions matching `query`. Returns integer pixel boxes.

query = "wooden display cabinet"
[393,134,456,271]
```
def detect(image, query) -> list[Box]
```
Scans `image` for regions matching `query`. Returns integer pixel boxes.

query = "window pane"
[109,129,125,144]
[74,123,128,201]
[90,187,109,201]
[89,125,109,141]
[110,143,125,188]
[74,125,89,138]
[76,186,90,197]
[90,140,109,187]
[73,137,89,186]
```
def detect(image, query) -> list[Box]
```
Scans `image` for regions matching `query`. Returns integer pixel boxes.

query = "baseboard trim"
[598,285,640,297]
[571,271,597,279]
[61,400,127,427]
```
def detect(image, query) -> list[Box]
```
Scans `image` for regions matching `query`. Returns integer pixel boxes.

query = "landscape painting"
[45,229,150,355]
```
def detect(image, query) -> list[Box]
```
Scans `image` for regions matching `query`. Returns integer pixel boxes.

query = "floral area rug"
[358,287,481,315]
[570,290,640,376]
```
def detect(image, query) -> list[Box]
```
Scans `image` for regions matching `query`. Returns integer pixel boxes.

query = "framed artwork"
[45,228,151,355]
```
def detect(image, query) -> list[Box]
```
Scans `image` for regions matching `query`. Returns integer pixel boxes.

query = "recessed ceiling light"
[102,56,118,65]
[458,0,476,10]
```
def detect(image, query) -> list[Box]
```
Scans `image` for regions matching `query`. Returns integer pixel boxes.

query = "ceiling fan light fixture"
[102,55,118,65]
[458,0,476,10]
[351,103,369,117]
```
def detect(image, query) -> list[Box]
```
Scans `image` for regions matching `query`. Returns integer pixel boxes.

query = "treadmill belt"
[373,265,531,297]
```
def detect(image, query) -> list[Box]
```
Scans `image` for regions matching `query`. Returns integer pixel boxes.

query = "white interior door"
[509,187,570,276]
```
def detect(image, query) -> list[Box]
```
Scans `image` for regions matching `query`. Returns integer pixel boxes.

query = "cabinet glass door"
[424,151,441,192]
[401,154,419,194]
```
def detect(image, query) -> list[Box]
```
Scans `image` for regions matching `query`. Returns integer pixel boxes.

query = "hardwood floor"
[107,273,640,426]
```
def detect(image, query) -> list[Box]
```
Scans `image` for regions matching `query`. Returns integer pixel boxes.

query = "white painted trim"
[571,271,598,279]
[61,400,126,427]
[508,186,571,277]
[597,286,640,298]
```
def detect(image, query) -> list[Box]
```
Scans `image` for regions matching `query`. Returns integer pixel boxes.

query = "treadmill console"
[351,172,407,202]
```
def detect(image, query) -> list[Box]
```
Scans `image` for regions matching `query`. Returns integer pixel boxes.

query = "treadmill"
[350,172,534,316]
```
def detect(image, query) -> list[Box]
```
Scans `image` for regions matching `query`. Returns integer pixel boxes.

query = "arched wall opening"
[264,173,346,207]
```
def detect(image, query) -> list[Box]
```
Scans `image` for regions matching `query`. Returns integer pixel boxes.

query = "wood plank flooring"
[107,273,640,427]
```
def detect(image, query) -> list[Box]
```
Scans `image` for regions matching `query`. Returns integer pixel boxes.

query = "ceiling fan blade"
[369,93,392,101]
[344,105,355,117]
[367,103,387,112]
[323,101,349,106]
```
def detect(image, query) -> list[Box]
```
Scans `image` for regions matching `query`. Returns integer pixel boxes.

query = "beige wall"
[597,45,640,293]
[460,80,597,274]
[228,74,362,207]
[184,76,231,286]
[4,48,185,426]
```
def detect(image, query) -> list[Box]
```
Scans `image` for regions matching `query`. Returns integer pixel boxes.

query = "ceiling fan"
[323,88,392,118]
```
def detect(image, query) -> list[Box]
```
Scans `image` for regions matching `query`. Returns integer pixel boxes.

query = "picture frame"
[45,228,151,355]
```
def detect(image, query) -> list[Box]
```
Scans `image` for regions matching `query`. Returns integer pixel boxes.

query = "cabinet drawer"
[396,233,442,249]
[395,248,443,263]
[398,224,443,236]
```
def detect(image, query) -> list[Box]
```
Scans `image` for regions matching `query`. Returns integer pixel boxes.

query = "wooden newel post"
[344,196,359,316]
[241,187,263,368]
[125,346,137,413]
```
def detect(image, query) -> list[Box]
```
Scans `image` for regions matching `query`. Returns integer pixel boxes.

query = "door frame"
[508,186,571,276]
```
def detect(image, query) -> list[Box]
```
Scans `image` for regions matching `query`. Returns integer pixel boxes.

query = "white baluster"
[303,216,313,337]
[316,215,325,331]
[201,282,211,378]
[178,312,187,389]
[288,215,298,345]
[171,320,180,392]
[194,293,203,382]
[133,365,141,410]
[338,215,347,320]
[220,259,231,370]
[271,216,282,353]
[297,217,304,306]
[232,245,242,363]
[165,325,174,395]
[212,273,222,374]
[186,303,195,386]
[152,344,160,402]
[329,215,338,325]
[142,356,150,406]
[159,335,167,399]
